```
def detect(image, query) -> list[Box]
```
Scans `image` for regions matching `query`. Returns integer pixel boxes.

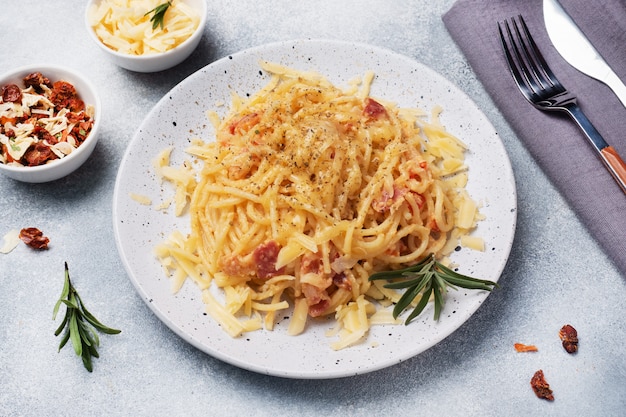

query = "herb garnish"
[368,253,499,324]
[53,262,121,372]
[145,1,172,31]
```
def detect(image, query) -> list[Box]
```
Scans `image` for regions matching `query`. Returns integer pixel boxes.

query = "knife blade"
[543,0,626,108]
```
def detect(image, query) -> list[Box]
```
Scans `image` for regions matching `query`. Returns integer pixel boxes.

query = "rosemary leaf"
[77,294,121,335]
[145,1,172,31]
[393,283,423,318]
[53,262,121,372]
[57,328,71,352]
[53,312,69,337]
[82,350,93,373]
[52,277,70,318]
[405,284,433,323]
[432,283,445,321]
[380,276,425,290]
[369,253,499,324]
[69,313,82,356]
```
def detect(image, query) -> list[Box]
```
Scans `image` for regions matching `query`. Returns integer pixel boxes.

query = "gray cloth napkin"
[443,0,626,276]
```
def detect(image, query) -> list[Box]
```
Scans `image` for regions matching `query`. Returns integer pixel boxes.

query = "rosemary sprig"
[53,262,121,372]
[145,1,172,31]
[368,253,499,324]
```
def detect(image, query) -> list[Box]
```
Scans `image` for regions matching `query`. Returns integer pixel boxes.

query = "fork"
[498,15,626,194]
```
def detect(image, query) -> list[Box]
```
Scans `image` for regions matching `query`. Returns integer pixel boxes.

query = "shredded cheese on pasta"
[154,62,482,349]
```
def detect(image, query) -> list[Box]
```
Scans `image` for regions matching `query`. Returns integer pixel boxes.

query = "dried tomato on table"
[19,227,50,250]
[559,324,578,354]
[530,369,554,401]
[514,343,538,352]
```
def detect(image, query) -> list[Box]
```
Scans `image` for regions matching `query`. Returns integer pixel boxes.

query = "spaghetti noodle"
[154,62,481,349]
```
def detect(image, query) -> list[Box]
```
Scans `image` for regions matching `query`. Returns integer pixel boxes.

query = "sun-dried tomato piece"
[49,81,82,111]
[33,125,58,145]
[559,324,578,354]
[19,227,50,250]
[1,84,22,103]
[530,369,554,401]
[514,343,538,352]
[21,142,58,166]
[23,72,51,92]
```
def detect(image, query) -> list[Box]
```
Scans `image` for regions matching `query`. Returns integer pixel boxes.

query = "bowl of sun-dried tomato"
[0,65,101,183]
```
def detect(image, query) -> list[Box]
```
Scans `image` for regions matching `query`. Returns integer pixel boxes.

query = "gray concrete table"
[1,1,624,416]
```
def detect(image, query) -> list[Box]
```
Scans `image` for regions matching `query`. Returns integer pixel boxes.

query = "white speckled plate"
[113,39,517,379]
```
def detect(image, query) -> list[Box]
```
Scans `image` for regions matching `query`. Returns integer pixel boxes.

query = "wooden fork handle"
[600,146,626,194]
[566,104,626,194]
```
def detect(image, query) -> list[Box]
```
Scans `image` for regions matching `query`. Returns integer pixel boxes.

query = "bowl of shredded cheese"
[0,65,101,183]
[85,0,207,73]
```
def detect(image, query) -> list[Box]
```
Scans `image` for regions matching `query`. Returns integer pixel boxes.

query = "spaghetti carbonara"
[154,62,482,349]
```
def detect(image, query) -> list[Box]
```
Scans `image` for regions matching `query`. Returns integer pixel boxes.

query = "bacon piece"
[308,299,330,317]
[300,252,349,312]
[428,217,440,233]
[228,113,260,135]
[301,283,330,317]
[372,185,407,213]
[363,98,388,120]
[1,84,22,103]
[19,227,50,250]
[530,370,554,401]
[514,343,538,352]
[332,272,351,291]
[559,324,578,354]
[300,252,323,275]
[252,240,284,279]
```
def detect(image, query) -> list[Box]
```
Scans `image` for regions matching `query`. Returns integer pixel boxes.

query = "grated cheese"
[129,192,152,206]
[87,0,200,56]
[460,235,485,251]
[153,63,485,350]
[0,229,21,254]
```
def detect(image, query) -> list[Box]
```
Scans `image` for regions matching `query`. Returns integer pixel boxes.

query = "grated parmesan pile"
[87,0,201,55]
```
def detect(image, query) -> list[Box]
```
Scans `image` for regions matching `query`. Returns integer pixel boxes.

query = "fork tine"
[498,18,537,101]
[515,16,561,90]
[508,16,549,93]
[499,15,566,103]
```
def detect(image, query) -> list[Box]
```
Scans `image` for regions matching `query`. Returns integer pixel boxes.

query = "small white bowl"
[0,65,102,183]
[85,0,207,73]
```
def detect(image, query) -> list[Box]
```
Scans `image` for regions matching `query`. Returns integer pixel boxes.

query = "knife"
[543,0,626,108]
